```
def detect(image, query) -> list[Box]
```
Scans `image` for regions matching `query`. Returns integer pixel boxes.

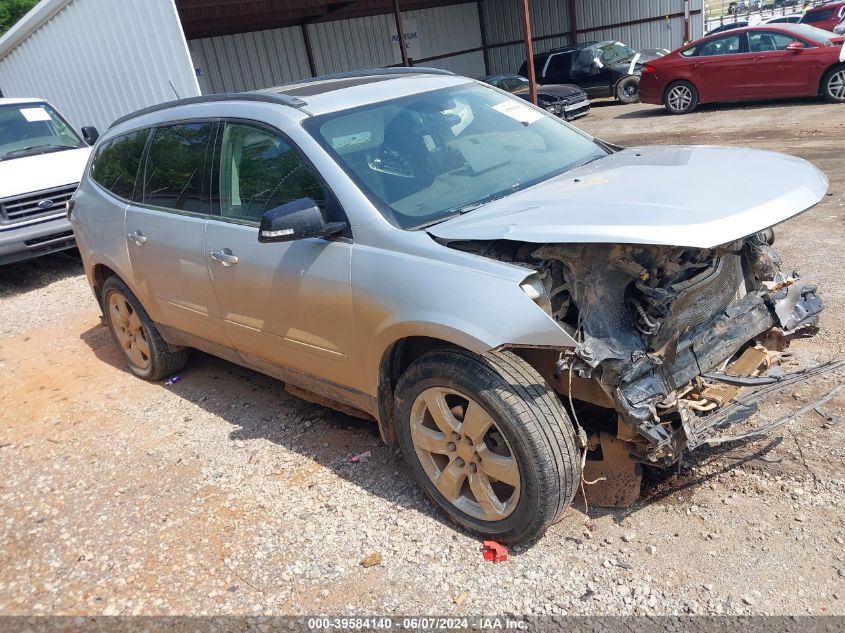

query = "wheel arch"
[91,262,119,309]
[375,333,568,446]
[819,62,845,96]
[377,335,481,445]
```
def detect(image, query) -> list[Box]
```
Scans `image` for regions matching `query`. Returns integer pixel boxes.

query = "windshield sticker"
[330,131,371,150]
[492,100,544,125]
[20,107,52,122]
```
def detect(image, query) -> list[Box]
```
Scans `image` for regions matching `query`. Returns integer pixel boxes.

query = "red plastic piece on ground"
[482,540,508,563]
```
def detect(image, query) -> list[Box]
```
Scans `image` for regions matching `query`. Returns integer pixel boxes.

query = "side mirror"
[258,198,344,243]
[81,126,99,145]
[786,41,804,52]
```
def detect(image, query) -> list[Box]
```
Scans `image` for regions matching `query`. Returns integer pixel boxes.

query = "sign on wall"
[391,19,422,61]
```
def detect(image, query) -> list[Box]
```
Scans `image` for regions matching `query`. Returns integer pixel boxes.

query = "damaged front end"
[450,231,828,504]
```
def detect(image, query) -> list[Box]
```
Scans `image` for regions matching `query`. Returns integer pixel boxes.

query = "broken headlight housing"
[520,275,553,316]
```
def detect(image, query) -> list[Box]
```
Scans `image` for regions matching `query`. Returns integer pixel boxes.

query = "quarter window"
[142,122,213,213]
[91,129,149,200]
[218,123,326,224]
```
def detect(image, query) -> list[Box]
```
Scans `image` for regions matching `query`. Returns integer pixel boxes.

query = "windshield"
[0,103,84,161]
[599,42,637,65]
[304,84,606,229]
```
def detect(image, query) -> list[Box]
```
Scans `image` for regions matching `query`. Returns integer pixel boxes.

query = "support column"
[392,0,410,67]
[477,0,490,75]
[520,0,537,105]
[301,23,317,77]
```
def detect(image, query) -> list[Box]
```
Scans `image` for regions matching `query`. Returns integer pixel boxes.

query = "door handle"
[210,249,239,266]
[127,231,147,245]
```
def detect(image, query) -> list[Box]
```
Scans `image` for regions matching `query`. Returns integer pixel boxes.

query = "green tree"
[0,0,39,37]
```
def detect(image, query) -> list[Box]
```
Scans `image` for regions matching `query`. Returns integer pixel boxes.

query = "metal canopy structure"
[177,0,697,105]
[176,0,464,39]
[0,0,703,130]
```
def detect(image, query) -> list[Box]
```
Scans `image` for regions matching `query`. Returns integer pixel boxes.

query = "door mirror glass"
[81,126,99,145]
[258,198,342,243]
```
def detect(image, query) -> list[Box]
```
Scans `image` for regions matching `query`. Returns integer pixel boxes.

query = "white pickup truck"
[0,98,98,265]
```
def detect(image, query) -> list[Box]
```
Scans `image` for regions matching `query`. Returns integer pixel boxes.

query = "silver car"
[71,68,829,544]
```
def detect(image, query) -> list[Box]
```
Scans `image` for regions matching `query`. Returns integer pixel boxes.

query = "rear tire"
[101,276,188,381]
[822,65,845,104]
[616,76,641,104]
[664,80,699,114]
[394,348,580,544]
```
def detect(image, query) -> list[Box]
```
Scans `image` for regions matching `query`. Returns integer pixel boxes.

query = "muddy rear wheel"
[394,349,580,544]
[101,276,187,381]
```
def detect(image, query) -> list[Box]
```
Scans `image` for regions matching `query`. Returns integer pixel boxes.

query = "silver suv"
[71,68,828,544]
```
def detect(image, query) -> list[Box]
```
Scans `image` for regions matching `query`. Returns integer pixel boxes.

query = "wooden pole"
[392,0,410,67]
[520,0,538,105]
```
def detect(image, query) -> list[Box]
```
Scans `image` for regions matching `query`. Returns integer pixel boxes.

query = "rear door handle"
[127,231,147,245]
[210,249,239,266]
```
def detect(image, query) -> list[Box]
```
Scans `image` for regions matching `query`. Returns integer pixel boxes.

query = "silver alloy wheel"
[828,69,845,101]
[409,387,521,521]
[667,85,693,112]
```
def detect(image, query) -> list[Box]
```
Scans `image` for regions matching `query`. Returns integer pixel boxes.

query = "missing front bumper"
[617,281,828,459]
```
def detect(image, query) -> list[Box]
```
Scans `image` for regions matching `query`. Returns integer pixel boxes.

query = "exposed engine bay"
[448,231,827,505]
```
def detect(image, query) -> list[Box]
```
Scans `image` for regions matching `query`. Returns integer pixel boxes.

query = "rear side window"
[749,31,806,51]
[689,33,744,57]
[804,8,834,22]
[142,122,213,213]
[546,52,573,77]
[218,122,327,224]
[90,129,149,200]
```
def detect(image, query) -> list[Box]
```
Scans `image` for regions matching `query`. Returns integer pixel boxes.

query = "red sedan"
[640,24,845,114]
[801,1,845,32]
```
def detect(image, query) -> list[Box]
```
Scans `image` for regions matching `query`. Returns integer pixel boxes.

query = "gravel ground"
[1,97,845,617]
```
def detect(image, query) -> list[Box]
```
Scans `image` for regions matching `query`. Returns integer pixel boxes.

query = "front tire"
[101,276,188,381]
[616,76,641,104]
[664,80,699,114]
[394,349,580,544]
[822,65,845,104]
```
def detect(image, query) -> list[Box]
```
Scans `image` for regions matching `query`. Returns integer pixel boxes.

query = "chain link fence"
[704,0,828,31]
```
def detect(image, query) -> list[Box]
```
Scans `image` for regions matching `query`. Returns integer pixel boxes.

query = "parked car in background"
[729,0,763,13]
[482,74,590,120]
[640,24,845,114]
[800,1,845,31]
[519,41,667,104]
[764,13,803,24]
[71,68,827,544]
[707,21,749,35]
[0,98,98,265]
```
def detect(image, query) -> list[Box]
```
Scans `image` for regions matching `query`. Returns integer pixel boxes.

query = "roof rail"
[109,92,307,129]
[275,66,456,88]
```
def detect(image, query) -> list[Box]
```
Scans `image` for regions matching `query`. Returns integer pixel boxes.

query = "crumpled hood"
[428,146,828,249]
[0,147,90,199]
